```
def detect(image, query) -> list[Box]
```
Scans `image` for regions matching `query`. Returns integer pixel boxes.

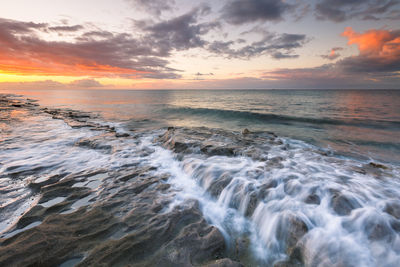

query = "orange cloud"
[342,27,400,57]
[0,18,180,80]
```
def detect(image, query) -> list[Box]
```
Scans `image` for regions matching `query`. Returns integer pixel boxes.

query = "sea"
[0,89,399,266]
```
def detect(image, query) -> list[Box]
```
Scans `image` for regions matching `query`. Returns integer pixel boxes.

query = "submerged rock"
[384,201,400,219]
[330,191,361,216]
[276,214,308,263]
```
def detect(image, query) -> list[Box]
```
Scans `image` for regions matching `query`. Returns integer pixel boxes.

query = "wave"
[165,106,400,129]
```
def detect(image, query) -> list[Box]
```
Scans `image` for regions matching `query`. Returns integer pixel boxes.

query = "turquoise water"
[3,89,399,164]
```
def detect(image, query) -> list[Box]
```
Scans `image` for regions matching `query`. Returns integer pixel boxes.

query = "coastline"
[1,94,400,266]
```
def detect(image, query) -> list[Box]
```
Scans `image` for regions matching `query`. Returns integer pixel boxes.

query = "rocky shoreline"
[0,95,244,267]
[1,94,400,267]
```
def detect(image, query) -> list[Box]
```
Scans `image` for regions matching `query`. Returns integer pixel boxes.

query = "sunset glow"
[0,0,399,89]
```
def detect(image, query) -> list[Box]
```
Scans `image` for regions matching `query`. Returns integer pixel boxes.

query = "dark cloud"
[208,32,308,59]
[195,72,214,76]
[48,25,84,32]
[315,0,400,22]
[338,53,400,73]
[135,5,219,54]
[221,0,292,25]
[78,31,115,40]
[0,18,47,33]
[126,0,175,16]
[272,52,299,59]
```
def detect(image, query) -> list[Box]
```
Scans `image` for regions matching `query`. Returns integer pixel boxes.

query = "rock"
[242,128,251,135]
[368,162,388,169]
[384,201,400,219]
[258,180,278,199]
[235,236,250,260]
[75,136,113,152]
[389,219,400,233]
[363,216,393,241]
[115,132,130,138]
[244,192,258,217]
[203,258,244,267]
[201,146,236,157]
[208,173,233,198]
[330,191,361,216]
[304,194,320,205]
[265,157,284,169]
[276,214,308,259]
[284,180,301,196]
[0,169,229,267]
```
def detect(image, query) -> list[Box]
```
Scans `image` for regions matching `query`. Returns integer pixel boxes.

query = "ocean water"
[3,89,400,163]
[1,89,400,266]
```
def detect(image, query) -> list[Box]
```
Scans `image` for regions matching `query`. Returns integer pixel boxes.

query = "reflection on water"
[1,89,399,163]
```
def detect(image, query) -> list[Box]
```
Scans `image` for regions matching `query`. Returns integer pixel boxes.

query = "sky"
[0,0,399,90]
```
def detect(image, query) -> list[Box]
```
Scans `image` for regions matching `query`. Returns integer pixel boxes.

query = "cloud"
[69,79,104,88]
[221,0,292,25]
[339,27,400,72]
[135,5,219,53]
[259,27,400,88]
[262,64,400,89]
[195,72,214,76]
[208,32,308,59]
[0,80,67,90]
[315,0,400,22]
[0,79,107,90]
[0,18,181,79]
[125,0,175,16]
[321,47,343,60]
[48,25,84,32]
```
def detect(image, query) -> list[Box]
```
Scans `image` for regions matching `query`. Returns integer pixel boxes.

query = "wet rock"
[241,148,268,161]
[258,179,278,199]
[78,201,227,267]
[203,258,244,267]
[304,194,320,205]
[265,157,284,169]
[172,141,192,153]
[276,214,308,258]
[201,145,236,157]
[208,173,233,198]
[115,132,130,138]
[242,128,251,135]
[0,165,230,267]
[384,201,400,219]
[389,219,400,233]
[363,216,393,241]
[27,174,66,193]
[274,250,303,267]
[75,136,113,152]
[330,192,361,216]
[368,162,388,169]
[234,236,250,260]
[245,192,258,217]
[284,180,301,196]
